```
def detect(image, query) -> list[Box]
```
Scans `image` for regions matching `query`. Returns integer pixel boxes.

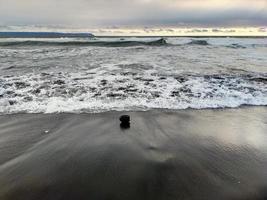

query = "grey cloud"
[0,0,266,27]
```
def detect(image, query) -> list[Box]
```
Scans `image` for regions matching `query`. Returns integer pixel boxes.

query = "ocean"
[1,32,267,200]
[0,34,266,113]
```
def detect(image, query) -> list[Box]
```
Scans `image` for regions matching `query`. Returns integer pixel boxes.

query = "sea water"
[0,35,266,113]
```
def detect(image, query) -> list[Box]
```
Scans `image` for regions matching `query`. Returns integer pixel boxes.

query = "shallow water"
[0,37,266,113]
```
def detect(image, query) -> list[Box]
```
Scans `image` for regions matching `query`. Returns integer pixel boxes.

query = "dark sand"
[0,107,267,200]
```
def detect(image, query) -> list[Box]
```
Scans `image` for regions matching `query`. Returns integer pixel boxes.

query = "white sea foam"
[0,70,266,114]
[0,37,266,113]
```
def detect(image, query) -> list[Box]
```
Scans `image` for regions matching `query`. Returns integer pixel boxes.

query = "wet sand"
[0,107,267,200]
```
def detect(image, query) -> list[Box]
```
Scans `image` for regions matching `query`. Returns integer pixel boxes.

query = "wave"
[226,43,247,49]
[183,40,267,48]
[186,40,210,46]
[1,38,266,49]
[0,38,168,47]
[0,72,266,114]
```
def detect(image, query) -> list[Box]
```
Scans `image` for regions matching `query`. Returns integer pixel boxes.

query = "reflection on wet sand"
[0,107,267,200]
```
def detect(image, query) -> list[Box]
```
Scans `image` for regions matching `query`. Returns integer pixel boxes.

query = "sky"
[0,0,267,35]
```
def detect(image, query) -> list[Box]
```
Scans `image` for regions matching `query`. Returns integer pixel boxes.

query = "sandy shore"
[0,107,267,200]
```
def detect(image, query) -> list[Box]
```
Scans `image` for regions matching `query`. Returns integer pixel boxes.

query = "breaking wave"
[186,40,210,46]
[0,71,266,114]
[1,38,266,48]
[0,38,168,47]
[1,36,266,114]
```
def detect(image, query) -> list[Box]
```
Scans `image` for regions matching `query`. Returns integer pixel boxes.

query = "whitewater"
[0,36,266,113]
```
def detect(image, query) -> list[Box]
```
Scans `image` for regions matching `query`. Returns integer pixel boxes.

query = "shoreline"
[0,105,266,116]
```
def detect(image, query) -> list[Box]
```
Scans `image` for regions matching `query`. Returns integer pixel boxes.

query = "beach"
[0,35,267,200]
[0,107,267,200]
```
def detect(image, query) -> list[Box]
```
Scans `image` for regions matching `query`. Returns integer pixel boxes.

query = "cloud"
[0,0,266,27]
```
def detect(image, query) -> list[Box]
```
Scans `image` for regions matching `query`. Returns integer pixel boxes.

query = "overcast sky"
[0,0,266,27]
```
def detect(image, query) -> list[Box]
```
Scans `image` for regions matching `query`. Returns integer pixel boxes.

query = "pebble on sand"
[120,115,130,129]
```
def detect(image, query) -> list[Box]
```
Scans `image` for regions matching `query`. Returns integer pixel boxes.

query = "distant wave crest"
[186,40,210,46]
[1,38,267,48]
[0,38,168,47]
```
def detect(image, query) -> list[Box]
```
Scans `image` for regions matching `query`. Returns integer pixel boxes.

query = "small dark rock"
[120,115,130,129]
